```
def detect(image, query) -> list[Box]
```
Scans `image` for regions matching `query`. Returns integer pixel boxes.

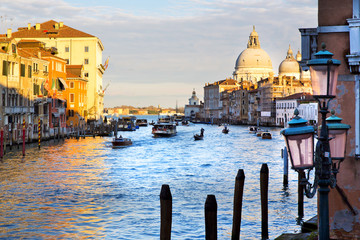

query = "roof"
[12,20,95,39]
[66,72,80,78]
[17,47,65,61]
[206,78,238,87]
[67,65,83,69]
[276,92,314,101]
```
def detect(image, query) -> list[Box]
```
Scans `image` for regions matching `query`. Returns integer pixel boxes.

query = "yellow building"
[11,20,105,121]
[0,37,35,141]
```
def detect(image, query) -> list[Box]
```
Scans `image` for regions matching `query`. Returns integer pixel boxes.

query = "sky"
[1,0,318,109]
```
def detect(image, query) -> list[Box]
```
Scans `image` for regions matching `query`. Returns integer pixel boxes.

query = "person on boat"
[200,128,204,136]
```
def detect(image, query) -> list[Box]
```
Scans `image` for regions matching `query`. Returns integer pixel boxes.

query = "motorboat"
[194,128,204,140]
[222,126,229,134]
[261,131,272,139]
[249,126,258,134]
[152,122,177,137]
[136,119,148,127]
[112,136,132,148]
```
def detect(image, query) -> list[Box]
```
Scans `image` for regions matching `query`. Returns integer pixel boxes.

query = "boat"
[118,116,137,131]
[261,131,272,139]
[249,126,258,134]
[152,122,177,137]
[112,135,132,148]
[256,129,264,137]
[136,119,148,127]
[194,128,204,140]
[222,126,229,134]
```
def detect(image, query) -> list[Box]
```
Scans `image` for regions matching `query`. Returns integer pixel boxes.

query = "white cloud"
[2,0,317,108]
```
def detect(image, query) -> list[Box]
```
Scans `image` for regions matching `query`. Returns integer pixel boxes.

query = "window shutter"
[21,64,25,77]
[2,61,8,76]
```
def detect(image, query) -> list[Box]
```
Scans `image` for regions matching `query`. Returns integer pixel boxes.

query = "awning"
[52,112,60,118]
[58,77,68,90]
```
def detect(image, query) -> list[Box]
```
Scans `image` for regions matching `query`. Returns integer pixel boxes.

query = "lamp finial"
[321,42,326,50]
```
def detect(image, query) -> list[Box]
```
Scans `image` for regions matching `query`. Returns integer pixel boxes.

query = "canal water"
[0,115,316,239]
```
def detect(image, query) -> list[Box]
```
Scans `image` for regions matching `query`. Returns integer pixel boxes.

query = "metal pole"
[22,119,25,156]
[317,100,331,240]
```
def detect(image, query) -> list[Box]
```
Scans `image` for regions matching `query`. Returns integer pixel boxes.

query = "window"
[84,59,89,64]
[12,44,16,53]
[2,89,5,107]
[84,72,89,77]
[65,46,69,52]
[66,59,69,64]
[33,63,38,72]
[70,93,75,103]
[28,65,32,78]
[85,46,89,52]
[44,65,48,73]
[70,82,74,89]
[2,61,8,76]
[21,64,25,77]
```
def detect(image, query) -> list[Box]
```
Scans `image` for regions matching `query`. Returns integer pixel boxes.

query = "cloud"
[2,0,317,108]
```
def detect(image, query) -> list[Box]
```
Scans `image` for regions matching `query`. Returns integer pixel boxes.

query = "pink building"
[300,0,360,238]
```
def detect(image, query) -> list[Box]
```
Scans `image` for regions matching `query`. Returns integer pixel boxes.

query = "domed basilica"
[233,26,274,84]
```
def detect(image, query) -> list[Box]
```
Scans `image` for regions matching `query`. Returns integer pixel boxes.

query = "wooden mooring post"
[205,194,217,240]
[160,184,172,240]
[231,169,245,240]
[260,163,269,240]
[282,147,288,186]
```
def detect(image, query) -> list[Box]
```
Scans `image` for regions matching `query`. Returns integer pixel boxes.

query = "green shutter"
[21,64,25,77]
[28,65,32,78]
[2,61,7,76]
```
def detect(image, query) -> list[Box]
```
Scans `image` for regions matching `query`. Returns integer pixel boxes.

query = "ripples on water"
[0,116,316,239]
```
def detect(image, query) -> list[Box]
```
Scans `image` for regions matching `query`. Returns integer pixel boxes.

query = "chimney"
[7,28,12,38]
[35,23,40,30]
[28,23,31,30]
[54,23,59,30]
[59,22,64,28]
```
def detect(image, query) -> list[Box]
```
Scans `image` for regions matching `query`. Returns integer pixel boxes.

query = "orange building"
[65,65,88,127]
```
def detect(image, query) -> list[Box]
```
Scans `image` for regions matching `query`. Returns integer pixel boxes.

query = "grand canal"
[0,116,316,239]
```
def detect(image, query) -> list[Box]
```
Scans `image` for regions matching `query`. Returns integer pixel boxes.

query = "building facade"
[11,20,105,120]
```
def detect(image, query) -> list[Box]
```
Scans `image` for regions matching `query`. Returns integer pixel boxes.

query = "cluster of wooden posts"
[160,164,270,240]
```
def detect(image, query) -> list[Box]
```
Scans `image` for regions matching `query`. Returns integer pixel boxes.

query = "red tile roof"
[12,20,95,39]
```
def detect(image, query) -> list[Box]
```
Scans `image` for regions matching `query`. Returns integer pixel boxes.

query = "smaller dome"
[279,45,300,77]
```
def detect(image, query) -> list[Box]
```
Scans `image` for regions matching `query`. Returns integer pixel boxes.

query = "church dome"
[235,48,273,69]
[279,45,300,77]
[233,26,273,83]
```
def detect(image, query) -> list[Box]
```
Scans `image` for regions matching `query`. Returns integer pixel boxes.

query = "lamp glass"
[328,129,347,159]
[309,64,339,96]
[285,133,314,169]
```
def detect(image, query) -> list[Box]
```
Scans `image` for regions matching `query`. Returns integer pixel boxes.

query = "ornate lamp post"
[281,43,350,240]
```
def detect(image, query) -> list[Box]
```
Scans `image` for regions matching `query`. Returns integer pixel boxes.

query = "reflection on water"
[0,116,316,239]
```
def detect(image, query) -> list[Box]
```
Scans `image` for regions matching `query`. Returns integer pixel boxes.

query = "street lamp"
[281,43,349,240]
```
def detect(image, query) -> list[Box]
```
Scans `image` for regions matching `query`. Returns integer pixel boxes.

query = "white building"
[184,89,202,121]
[276,92,317,127]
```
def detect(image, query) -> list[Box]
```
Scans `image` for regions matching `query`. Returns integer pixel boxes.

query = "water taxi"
[136,119,148,127]
[261,131,272,139]
[152,123,177,137]
[112,136,132,148]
